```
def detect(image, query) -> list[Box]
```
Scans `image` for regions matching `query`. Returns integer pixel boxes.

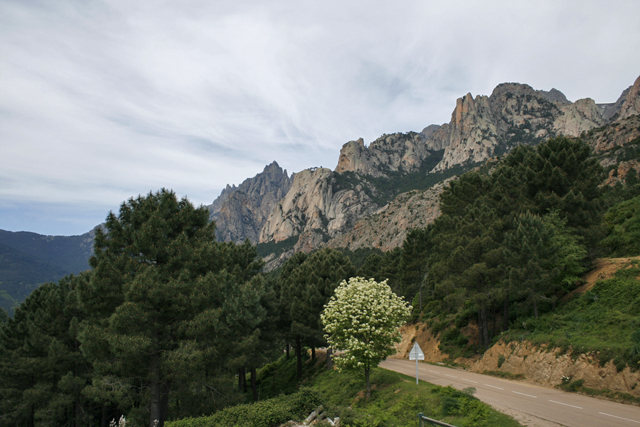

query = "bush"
[166,388,322,427]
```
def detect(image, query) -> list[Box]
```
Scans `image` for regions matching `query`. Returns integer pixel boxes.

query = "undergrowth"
[500,265,640,371]
[168,353,523,427]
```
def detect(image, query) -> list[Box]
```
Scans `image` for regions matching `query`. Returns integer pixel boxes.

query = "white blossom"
[321,277,411,373]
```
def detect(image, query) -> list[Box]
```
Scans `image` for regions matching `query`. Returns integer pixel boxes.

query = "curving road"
[379,358,640,427]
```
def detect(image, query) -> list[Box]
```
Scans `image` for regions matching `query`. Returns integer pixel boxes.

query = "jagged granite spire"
[208,161,294,244]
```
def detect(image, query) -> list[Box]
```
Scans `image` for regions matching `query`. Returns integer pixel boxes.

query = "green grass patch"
[310,367,522,427]
[501,265,640,371]
[165,388,322,427]
[168,354,524,427]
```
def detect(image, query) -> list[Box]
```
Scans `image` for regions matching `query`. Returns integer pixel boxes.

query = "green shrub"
[166,388,322,427]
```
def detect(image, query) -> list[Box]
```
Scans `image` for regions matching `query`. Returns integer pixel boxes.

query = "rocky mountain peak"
[615,75,640,121]
[209,161,293,243]
[334,132,434,177]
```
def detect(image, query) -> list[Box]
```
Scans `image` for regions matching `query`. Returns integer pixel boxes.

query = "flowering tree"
[321,277,411,399]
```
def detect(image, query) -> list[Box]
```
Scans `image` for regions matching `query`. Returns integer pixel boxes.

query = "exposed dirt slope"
[394,257,640,398]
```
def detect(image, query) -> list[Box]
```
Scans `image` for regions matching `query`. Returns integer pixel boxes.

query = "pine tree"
[77,189,263,427]
[0,273,97,427]
[277,248,354,378]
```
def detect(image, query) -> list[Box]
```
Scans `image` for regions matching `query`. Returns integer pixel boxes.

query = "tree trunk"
[149,353,163,427]
[503,293,509,331]
[149,378,162,427]
[365,366,371,400]
[251,367,258,401]
[295,336,302,379]
[477,310,484,350]
[74,398,82,427]
[160,382,170,427]
[285,342,289,359]
[326,347,333,369]
[311,345,315,360]
[100,405,108,427]
[481,303,490,350]
[490,305,496,342]
[533,297,539,319]
[238,367,247,393]
[242,367,247,393]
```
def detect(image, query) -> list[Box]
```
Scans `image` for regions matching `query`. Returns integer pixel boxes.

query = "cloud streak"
[1,0,639,235]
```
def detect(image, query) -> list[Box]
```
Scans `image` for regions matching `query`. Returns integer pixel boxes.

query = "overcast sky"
[1,0,639,236]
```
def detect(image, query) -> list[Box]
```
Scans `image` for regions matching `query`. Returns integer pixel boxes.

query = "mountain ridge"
[3,74,639,301]
[208,74,640,271]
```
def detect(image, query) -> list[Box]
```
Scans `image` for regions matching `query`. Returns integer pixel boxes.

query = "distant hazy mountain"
[0,229,95,315]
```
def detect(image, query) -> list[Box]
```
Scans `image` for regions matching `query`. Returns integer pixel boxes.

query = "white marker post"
[409,342,424,384]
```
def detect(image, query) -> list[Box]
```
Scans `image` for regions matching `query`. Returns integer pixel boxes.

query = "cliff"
[209,161,293,244]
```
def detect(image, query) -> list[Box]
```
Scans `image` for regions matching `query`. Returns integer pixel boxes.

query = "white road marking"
[429,370,439,373]
[485,384,504,390]
[512,391,537,398]
[462,378,478,383]
[444,374,457,378]
[548,400,582,409]
[598,412,640,424]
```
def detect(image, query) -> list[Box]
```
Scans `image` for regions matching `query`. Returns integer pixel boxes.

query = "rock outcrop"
[209,161,293,244]
[430,93,498,172]
[213,75,640,258]
[471,341,640,397]
[598,85,632,121]
[326,179,451,252]
[417,77,640,173]
[553,98,606,137]
[258,168,379,251]
[584,115,640,158]
[615,74,640,121]
[334,132,435,177]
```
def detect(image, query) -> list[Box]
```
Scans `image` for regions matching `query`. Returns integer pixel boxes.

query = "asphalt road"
[379,358,640,427]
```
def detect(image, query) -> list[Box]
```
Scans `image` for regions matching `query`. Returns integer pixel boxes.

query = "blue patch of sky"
[0,201,113,236]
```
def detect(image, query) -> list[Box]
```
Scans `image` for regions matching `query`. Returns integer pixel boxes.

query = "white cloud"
[1,0,639,234]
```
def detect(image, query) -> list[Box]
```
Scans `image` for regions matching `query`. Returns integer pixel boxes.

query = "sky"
[1,0,639,236]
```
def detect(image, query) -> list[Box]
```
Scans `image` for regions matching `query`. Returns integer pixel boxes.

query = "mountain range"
[209,74,640,269]
[2,74,639,310]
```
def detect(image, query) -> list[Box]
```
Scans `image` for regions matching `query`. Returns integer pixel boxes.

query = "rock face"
[326,179,451,252]
[414,77,640,173]
[583,115,640,160]
[598,85,632,121]
[615,74,640,121]
[430,93,499,172]
[334,132,435,177]
[553,98,606,137]
[471,341,640,397]
[391,323,447,363]
[258,168,379,252]
[212,75,640,258]
[209,161,293,244]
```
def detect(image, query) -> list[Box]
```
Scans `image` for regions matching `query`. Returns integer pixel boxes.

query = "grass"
[311,367,522,427]
[500,264,640,371]
[168,353,524,427]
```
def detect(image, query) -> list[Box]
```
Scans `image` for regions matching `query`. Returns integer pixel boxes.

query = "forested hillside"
[0,229,95,315]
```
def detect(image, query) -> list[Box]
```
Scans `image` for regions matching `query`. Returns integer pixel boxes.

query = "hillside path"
[379,358,640,427]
